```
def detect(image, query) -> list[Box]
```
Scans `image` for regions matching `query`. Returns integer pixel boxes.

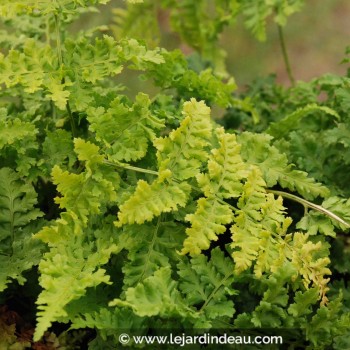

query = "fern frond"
[146,50,236,107]
[0,39,58,92]
[87,93,165,162]
[178,247,236,326]
[0,168,42,253]
[241,0,304,41]
[34,234,118,341]
[35,140,119,243]
[288,232,331,305]
[198,128,248,199]
[121,220,185,288]
[0,114,37,151]
[155,98,212,180]
[115,99,212,226]
[69,307,145,339]
[0,112,38,176]
[112,1,159,46]
[0,227,46,292]
[181,128,249,255]
[116,176,190,226]
[239,132,329,200]
[231,167,291,276]
[109,267,188,318]
[181,197,233,255]
[266,104,339,139]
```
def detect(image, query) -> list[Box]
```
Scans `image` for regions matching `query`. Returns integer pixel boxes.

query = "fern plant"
[0,1,349,349]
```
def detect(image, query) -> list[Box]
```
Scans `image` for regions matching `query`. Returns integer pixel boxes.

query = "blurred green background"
[77,0,350,89]
[224,0,350,86]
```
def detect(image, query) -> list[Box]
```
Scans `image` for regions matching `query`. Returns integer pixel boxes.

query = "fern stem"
[66,100,77,137]
[268,189,350,228]
[199,271,234,313]
[277,25,295,86]
[103,160,159,176]
[104,161,238,212]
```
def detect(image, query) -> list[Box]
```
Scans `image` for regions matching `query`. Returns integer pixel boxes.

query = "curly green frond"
[181,128,249,255]
[231,167,291,276]
[87,93,165,162]
[288,232,331,305]
[155,98,212,180]
[146,51,236,107]
[35,140,119,243]
[0,229,46,292]
[181,198,233,256]
[115,99,212,226]
[34,234,118,341]
[239,132,329,200]
[116,176,190,226]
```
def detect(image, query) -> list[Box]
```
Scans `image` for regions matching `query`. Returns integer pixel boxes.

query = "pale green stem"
[103,160,159,176]
[104,160,350,228]
[268,189,350,228]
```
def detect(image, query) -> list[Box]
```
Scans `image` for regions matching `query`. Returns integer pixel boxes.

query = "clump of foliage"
[0,0,349,349]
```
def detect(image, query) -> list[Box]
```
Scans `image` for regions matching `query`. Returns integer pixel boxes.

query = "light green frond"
[65,36,124,85]
[181,197,233,255]
[0,114,37,151]
[115,99,212,226]
[74,138,104,169]
[35,141,119,243]
[197,128,248,199]
[87,93,165,162]
[112,1,159,46]
[239,132,329,200]
[146,50,236,107]
[231,167,290,276]
[34,234,118,341]
[0,39,59,94]
[116,177,190,226]
[119,38,164,66]
[66,37,163,110]
[297,196,350,236]
[289,232,331,305]
[288,288,319,318]
[155,98,212,180]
